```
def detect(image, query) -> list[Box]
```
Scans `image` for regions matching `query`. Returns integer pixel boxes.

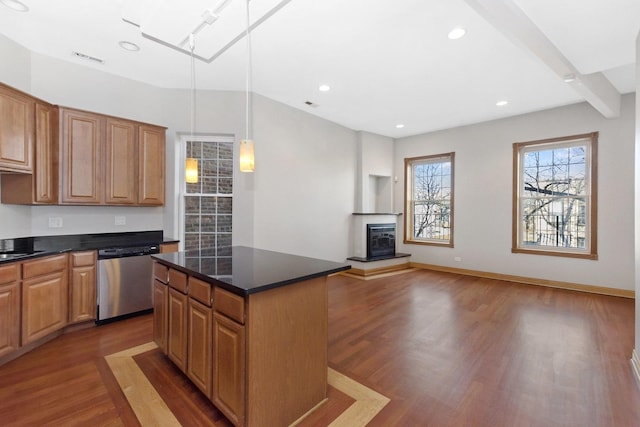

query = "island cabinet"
[187,277,213,398]
[167,268,189,372]
[0,263,20,358]
[0,83,33,173]
[153,262,169,353]
[21,254,68,345]
[68,251,97,324]
[152,246,351,427]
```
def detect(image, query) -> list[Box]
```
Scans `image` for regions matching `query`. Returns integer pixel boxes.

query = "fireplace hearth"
[367,223,396,259]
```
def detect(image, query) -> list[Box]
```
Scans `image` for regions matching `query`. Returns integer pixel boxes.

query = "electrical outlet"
[114,216,126,226]
[48,217,63,228]
[454,256,462,262]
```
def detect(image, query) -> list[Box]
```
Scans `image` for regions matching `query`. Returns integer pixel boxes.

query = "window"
[181,135,234,265]
[404,153,454,246]
[512,132,598,259]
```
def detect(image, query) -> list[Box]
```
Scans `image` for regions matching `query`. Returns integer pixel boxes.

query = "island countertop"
[151,245,351,296]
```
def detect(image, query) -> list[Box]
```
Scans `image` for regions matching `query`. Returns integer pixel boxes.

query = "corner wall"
[396,94,636,291]
[633,31,640,384]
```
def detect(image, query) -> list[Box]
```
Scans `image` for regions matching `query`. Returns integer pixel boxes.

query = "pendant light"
[239,0,255,173]
[185,33,199,183]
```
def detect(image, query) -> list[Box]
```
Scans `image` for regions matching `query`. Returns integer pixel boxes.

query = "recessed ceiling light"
[119,41,140,52]
[496,100,508,107]
[448,27,466,40]
[0,0,29,12]
[396,124,405,129]
[563,73,576,83]
[318,84,331,92]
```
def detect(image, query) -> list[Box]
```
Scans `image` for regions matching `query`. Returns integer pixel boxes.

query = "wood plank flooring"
[1,269,639,426]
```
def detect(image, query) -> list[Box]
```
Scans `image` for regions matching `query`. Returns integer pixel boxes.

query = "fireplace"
[367,223,396,259]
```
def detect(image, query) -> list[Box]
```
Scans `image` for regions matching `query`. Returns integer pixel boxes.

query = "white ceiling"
[0,0,637,138]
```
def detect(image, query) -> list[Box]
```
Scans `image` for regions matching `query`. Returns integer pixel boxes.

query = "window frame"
[512,132,598,259]
[404,152,455,247]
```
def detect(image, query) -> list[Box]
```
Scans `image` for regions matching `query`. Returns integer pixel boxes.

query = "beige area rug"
[105,342,389,427]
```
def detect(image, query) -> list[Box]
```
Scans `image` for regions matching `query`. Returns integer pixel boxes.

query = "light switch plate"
[115,216,126,226]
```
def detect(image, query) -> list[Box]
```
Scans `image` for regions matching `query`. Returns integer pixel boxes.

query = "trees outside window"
[404,153,454,246]
[512,132,598,259]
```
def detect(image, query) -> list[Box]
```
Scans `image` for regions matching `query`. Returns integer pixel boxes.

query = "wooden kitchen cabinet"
[168,287,188,372]
[21,254,68,345]
[137,124,165,206]
[153,279,169,353]
[213,311,246,427]
[188,298,213,398]
[0,83,33,173]
[68,251,97,323]
[105,118,137,204]
[0,263,20,358]
[0,101,58,204]
[59,108,103,204]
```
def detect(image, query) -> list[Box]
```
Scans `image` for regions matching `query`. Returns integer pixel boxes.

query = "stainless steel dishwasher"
[97,244,160,324]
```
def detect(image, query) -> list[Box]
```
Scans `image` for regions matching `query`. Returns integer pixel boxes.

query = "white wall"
[396,95,636,291]
[357,131,394,213]
[634,31,639,367]
[251,94,357,261]
[0,36,356,262]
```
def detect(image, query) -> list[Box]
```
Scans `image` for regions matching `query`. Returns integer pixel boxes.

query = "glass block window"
[183,137,233,259]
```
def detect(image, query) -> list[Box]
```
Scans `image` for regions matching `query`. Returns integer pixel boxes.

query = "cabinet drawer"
[0,263,19,285]
[153,262,169,283]
[23,254,67,279]
[188,277,212,307]
[169,268,188,293]
[214,287,245,324]
[71,250,96,267]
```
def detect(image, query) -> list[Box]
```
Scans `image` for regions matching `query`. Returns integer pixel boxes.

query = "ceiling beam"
[464,0,621,118]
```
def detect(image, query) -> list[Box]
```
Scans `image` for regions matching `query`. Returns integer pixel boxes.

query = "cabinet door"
[0,84,33,173]
[213,312,245,427]
[33,102,58,203]
[0,272,20,358]
[153,279,168,353]
[105,118,136,204]
[60,108,103,204]
[138,124,165,205]
[168,288,188,372]
[22,271,68,345]
[69,251,97,323]
[188,298,212,398]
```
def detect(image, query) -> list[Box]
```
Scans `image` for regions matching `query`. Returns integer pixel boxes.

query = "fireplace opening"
[367,223,396,259]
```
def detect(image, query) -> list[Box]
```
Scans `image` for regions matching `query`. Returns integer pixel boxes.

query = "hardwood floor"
[1,269,639,426]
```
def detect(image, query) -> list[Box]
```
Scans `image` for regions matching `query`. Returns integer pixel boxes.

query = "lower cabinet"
[187,298,212,397]
[153,279,168,353]
[21,254,68,345]
[213,312,246,427]
[68,251,96,323]
[0,263,20,358]
[167,287,188,372]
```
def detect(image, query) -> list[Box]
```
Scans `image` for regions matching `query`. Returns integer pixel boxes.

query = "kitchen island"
[151,246,351,427]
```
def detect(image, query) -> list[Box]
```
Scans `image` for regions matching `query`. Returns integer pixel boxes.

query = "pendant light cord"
[245,0,252,140]
[189,33,196,146]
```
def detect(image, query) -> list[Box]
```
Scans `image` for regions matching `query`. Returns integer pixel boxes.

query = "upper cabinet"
[1,100,58,204]
[0,83,33,173]
[138,124,165,206]
[0,83,166,206]
[60,108,103,204]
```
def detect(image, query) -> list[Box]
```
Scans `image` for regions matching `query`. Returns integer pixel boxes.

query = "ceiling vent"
[72,51,105,64]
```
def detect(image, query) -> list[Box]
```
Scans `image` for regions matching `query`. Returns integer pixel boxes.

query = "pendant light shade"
[185,157,199,183]
[239,139,254,172]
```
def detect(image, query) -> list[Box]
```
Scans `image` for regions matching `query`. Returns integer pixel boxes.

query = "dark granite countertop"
[152,246,351,296]
[0,231,178,264]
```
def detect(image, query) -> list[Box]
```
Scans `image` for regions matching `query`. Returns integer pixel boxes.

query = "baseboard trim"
[409,262,635,299]
[631,350,640,390]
